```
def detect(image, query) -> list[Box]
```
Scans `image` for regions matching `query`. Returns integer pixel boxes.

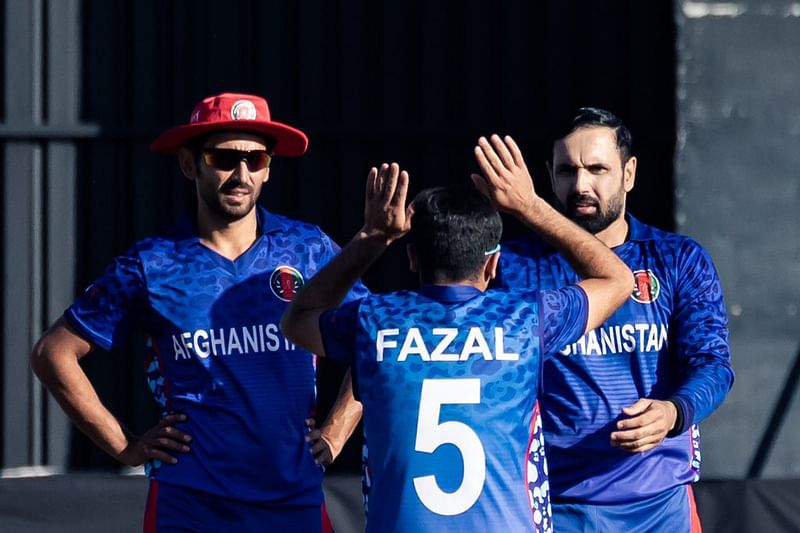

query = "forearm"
[516,198,628,284]
[281,232,388,354]
[282,163,409,354]
[297,232,387,313]
[472,135,633,332]
[32,344,130,460]
[320,370,363,457]
[670,359,735,431]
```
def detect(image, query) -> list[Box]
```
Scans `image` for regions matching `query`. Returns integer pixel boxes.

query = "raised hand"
[471,134,538,217]
[361,162,412,246]
[117,413,192,466]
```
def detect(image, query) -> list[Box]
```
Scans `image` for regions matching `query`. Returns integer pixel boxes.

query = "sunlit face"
[549,126,635,234]
[180,132,271,222]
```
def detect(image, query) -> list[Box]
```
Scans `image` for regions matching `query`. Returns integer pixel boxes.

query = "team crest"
[231,99,257,120]
[631,269,660,304]
[270,265,304,302]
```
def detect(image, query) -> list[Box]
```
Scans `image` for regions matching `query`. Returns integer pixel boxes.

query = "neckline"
[419,284,484,303]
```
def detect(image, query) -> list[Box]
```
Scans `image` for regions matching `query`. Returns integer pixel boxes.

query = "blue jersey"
[320,284,589,531]
[65,206,368,505]
[496,214,734,504]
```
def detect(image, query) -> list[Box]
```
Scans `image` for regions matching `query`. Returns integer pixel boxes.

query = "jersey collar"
[419,284,484,303]
[256,205,288,235]
[173,205,287,251]
[625,213,660,243]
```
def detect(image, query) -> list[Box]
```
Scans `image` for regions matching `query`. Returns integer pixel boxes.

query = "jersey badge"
[270,265,304,302]
[631,269,660,304]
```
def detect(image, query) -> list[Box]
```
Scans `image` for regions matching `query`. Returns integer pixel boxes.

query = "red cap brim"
[149,120,308,157]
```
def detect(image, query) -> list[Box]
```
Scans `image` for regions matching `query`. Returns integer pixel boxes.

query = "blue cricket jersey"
[65,206,368,505]
[320,284,589,531]
[496,214,734,504]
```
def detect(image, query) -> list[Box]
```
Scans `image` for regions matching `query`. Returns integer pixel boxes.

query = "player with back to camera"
[280,134,633,531]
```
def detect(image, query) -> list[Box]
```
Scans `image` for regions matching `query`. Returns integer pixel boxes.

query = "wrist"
[513,196,547,223]
[356,228,396,248]
[319,432,340,458]
[109,426,135,458]
[666,399,684,437]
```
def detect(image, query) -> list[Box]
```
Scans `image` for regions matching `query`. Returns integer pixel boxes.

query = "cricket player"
[280,135,633,531]
[31,92,366,531]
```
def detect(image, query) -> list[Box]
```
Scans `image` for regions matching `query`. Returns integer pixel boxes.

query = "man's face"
[181,132,271,222]
[549,126,635,234]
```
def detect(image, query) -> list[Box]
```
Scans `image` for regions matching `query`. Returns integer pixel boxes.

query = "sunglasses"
[201,148,271,172]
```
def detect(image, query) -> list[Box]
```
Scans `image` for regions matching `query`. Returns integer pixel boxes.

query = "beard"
[556,189,625,234]
[198,177,257,221]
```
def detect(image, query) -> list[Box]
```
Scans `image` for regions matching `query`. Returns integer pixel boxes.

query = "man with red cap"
[31,93,366,531]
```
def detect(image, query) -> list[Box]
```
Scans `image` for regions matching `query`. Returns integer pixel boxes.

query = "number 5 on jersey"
[413,378,486,516]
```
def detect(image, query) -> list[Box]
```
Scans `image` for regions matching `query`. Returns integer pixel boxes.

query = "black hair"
[555,107,633,163]
[410,185,502,284]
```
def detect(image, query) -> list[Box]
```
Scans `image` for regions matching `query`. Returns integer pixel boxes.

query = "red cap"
[149,93,308,156]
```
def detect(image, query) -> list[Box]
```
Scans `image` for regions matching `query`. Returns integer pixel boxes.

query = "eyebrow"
[554,163,577,172]
[555,161,610,171]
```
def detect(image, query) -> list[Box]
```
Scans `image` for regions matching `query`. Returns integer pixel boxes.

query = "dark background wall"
[69,0,677,471]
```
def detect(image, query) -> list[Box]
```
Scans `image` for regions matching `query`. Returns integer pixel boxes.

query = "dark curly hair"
[410,185,502,284]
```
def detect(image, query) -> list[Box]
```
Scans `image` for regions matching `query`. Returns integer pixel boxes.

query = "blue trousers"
[552,484,702,533]
[144,480,326,533]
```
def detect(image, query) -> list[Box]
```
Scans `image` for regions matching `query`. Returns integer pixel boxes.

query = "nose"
[573,168,592,194]
[231,159,249,178]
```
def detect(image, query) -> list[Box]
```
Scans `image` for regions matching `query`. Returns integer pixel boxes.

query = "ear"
[483,252,500,282]
[406,243,418,273]
[623,156,637,193]
[178,147,198,181]
[262,167,271,184]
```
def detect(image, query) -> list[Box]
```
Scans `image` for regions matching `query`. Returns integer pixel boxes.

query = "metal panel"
[3,0,43,468]
[44,0,82,468]
[1,0,82,469]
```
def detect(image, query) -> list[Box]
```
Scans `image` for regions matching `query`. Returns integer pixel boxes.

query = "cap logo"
[231,100,257,120]
[631,269,661,304]
[269,265,304,302]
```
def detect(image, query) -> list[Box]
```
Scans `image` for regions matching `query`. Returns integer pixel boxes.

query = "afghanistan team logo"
[270,265,304,302]
[231,99,257,120]
[631,269,660,304]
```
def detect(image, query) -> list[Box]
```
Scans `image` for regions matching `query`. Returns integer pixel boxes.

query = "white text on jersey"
[376,327,520,362]
[172,323,296,359]
[560,323,668,356]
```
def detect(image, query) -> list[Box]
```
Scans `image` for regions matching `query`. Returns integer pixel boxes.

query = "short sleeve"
[63,252,146,351]
[319,299,363,365]
[538,286,588,359]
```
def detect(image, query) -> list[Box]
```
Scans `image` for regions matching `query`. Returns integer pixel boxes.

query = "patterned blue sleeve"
[538,285,588,359]
[670,240,734,430]
[63,249,146,351]
[319,300,363,365]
